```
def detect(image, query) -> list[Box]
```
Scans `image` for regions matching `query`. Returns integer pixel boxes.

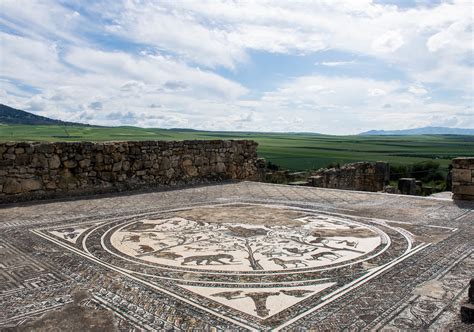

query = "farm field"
[1,124,473,171]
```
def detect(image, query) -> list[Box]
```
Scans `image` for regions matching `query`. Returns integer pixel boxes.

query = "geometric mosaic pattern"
[0,182,472,330]
[0,240,66,296]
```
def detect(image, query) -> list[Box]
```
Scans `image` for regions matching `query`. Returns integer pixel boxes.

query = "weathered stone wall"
[308,161,389,192]
[0,140,260,203]
[452,157,474,201]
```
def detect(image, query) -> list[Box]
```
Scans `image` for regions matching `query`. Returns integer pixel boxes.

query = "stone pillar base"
[452,157,474,201]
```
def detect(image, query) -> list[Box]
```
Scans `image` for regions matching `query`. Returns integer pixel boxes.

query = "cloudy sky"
[0,0,473,134]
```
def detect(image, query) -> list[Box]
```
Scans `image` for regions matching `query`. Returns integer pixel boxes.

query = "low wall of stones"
[308,161,389,192]
[0,140,260,203]
[452,157,474,201]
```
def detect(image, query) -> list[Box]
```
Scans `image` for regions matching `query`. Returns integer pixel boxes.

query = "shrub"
[411,161,443,182]
[266,161,280,171]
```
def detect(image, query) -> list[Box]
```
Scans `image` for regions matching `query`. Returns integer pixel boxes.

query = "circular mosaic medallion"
[78,203,411,284]
[109,210,384,272]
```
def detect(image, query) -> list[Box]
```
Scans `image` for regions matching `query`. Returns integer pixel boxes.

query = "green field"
[1,124,473,171]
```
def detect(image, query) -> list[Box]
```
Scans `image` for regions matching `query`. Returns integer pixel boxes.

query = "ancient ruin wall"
[308,161,389,192]
[452,157,474,201]
[0,140,260,202]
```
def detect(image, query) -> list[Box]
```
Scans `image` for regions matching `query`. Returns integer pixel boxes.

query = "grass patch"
[1,124,473,173]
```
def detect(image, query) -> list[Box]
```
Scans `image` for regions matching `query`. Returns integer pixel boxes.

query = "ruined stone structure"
[0,140,260,202]
[398,178,417,195]
[452,157,474,201]
[307,161,389,192]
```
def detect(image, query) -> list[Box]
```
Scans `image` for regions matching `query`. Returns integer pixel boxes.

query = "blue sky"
[0,0,472,134]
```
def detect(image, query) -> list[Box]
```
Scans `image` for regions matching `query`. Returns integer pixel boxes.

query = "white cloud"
[0,0,89,45]
[252,75,472,134]
[64,47,247,99]
[426,19,473,54]
[0,0,472,133]
[371,30,404,53]
[87,1,471,92]
[368,88,388,97]
[228,24,326,54]
[318,61,356,67]
[408,85,428,95]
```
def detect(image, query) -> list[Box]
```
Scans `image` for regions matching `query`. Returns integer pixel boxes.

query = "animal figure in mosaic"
[228,226,268,237]
[309,237,329,245]
[55,228,79,239]
[121,234,140,244]
[152,252,182,260]
[181,253,235,265]
[283,247,314,256]
[63,232,79,239]
[310,251,342,261]
[136,244,154,254]
[268,257,308,269]
[261,249,287,257]
[336,240,359,248]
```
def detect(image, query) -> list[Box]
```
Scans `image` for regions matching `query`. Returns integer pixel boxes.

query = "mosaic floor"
[0,182,473,330]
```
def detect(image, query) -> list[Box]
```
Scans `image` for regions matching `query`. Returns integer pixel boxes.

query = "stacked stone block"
[307,161,389,192]
[0,140,260,202]
[398,178,417,195]
[452,157,474,201]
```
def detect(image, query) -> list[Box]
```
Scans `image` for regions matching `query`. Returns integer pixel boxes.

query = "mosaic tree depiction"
[120,220,280,269]
[226,226,274,271]
[118,215,379,271]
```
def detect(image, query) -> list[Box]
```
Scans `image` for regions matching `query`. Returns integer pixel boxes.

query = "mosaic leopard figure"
[181,254,235,265]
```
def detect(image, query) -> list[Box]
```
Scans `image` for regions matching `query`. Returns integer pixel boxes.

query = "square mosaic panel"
[31,202,455,330]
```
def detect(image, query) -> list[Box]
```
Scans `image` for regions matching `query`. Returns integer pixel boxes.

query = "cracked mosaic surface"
[0,181,472,330]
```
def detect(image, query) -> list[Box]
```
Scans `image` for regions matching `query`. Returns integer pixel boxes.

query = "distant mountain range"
[2,103,473,136]
[0,104,89,126]
[359,127,474,136]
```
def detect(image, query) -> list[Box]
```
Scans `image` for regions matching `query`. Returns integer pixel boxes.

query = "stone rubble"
[307,161,389,192]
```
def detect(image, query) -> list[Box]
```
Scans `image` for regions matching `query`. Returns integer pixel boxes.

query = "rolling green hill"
[1,123,473,171]
[0,104,89,126]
